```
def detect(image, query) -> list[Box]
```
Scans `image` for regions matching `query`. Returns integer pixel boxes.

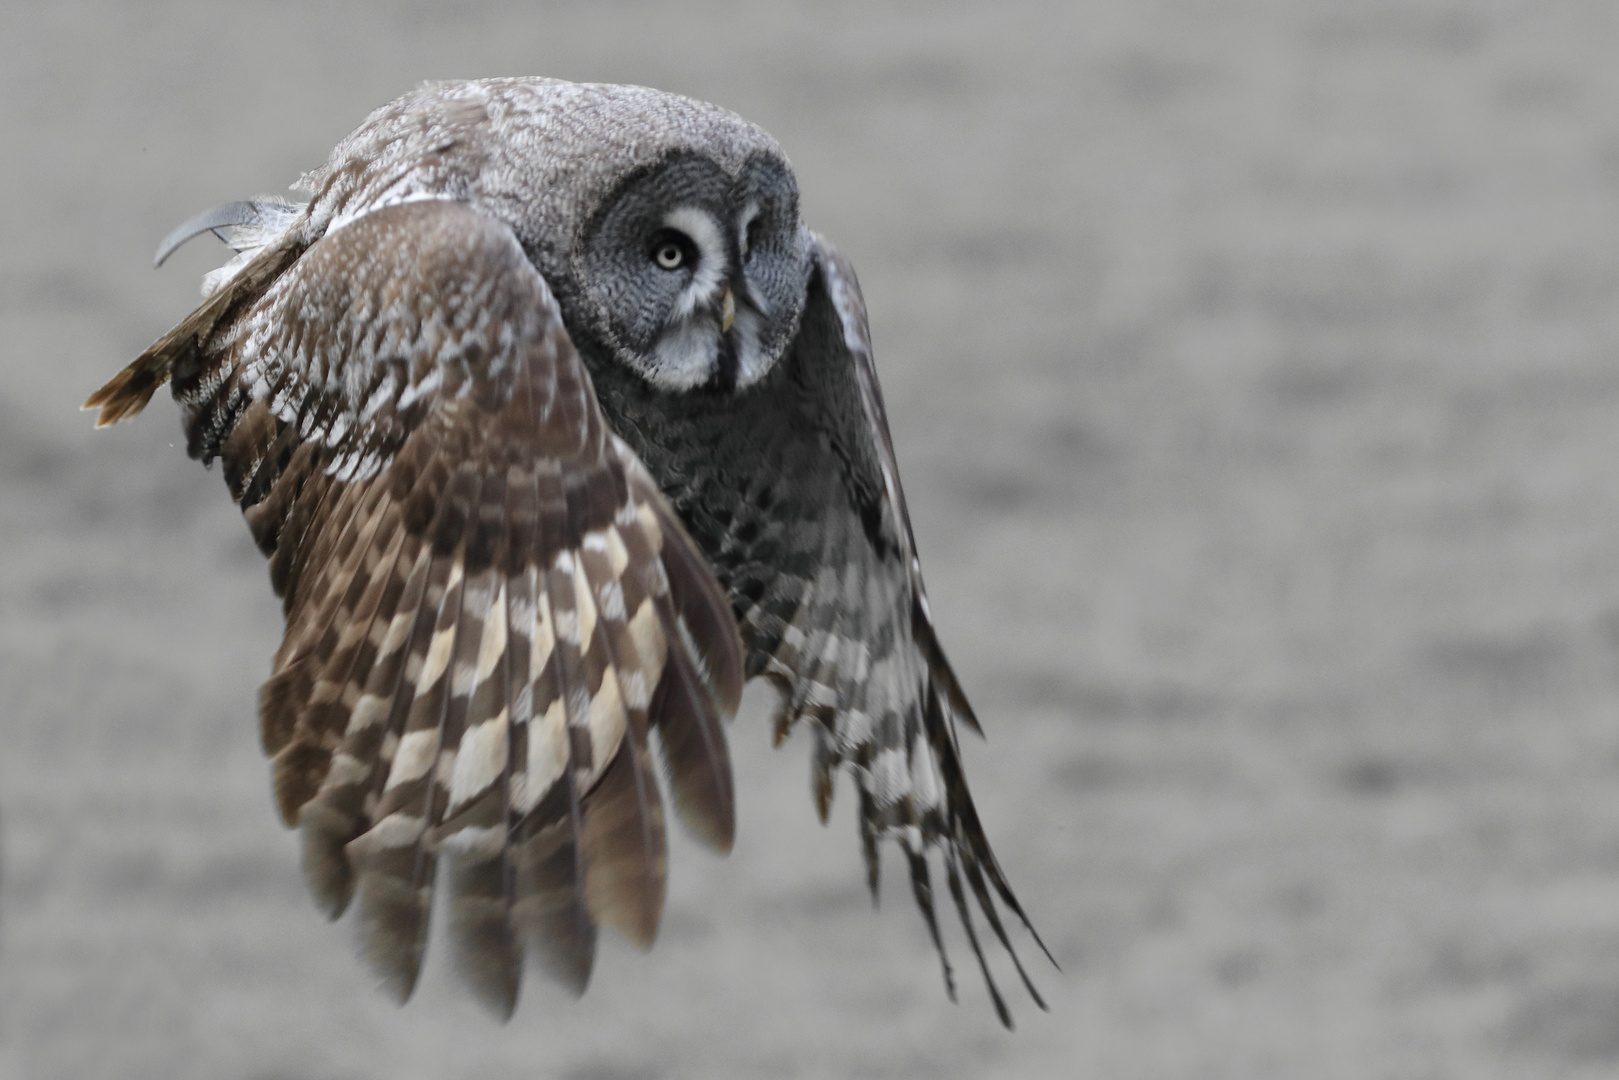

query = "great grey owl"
[86,77,1050,1026]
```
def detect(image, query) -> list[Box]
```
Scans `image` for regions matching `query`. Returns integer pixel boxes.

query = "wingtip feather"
[649,499,745,717]
[944,850,1014,1030]
[83,364,164,427]
[580,735,667,951]
[651,639,737,853]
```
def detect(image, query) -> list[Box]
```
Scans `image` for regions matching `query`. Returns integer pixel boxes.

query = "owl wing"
[690,235,1052,1026]
[85,199,744,1016]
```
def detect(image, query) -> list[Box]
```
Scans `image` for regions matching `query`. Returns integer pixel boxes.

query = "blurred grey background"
[4,1,1619,1077]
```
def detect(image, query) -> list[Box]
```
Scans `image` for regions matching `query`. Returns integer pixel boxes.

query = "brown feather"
[649,495,745,717]
[92,197,749,1014]
[509,774,596,994]
[83,228,307,426]
[648,634,735,853]
[579,733,666,950]
[611,498,737,851]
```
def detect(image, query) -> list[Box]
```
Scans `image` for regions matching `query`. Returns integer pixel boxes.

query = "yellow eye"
[650,229,695,272]
[654,241,685,270]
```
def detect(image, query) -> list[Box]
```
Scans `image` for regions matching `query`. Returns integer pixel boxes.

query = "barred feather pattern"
[85,199,743,1016]
[589,236,1052,1026]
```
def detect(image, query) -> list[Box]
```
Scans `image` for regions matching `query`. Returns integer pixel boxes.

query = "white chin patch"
[635,305,778,393]
[644,319,719,391]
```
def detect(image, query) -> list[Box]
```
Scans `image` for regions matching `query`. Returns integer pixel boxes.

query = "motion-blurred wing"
[85,199,742,1015]
[630,234,1053,1026]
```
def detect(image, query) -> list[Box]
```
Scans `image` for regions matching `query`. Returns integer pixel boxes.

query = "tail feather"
[811,725,839,824]
[444,833,520,1017]
[914,599,983,738]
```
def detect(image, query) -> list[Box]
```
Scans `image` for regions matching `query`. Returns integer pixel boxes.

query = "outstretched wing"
[85,199,743,1016]
[598,234,1052,1027]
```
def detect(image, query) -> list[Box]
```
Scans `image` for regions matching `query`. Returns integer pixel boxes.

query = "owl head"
[301,78,813,396]
[573,148,809,394]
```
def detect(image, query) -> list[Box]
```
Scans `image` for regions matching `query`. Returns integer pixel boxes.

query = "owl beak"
[720,287,736,334]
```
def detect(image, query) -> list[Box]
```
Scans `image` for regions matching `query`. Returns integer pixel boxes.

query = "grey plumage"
[86,77,1048,1026]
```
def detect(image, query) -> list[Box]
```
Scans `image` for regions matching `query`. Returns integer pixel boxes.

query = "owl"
[86,78,1049,1026]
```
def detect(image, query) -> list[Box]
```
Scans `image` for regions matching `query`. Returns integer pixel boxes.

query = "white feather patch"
[650,320,719,392]
[870,747,908,807]
[362,812,425,849]
[418,625,456,692]
[736,201,760,258]
[397,366,444,409]
[517,697,570,810]
[674,615,711,688]
[597,578,626,622]
[386,729,438,789]
[344,693,388,735]
[471,582,509,684]
[585,665,625,781]
[434,748,457,788]
[619,667,650,711]
[731,302,774,389]
[326,752,370,788]
[438,823,503,858]
[572,562,598,650]
[449,709,508,808]
[910,736,943,811]
[635,502,664,554]
[531,580,556,676]
[626,597,666,686]
[603,527,630,577]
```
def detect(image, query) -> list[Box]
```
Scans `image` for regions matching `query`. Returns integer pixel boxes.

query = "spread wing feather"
[85,199,743,1016]
[594,233,1051,1027]
[796,238,1054,1022]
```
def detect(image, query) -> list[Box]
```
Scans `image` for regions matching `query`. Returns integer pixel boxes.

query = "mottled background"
[4,2,1619,1077]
